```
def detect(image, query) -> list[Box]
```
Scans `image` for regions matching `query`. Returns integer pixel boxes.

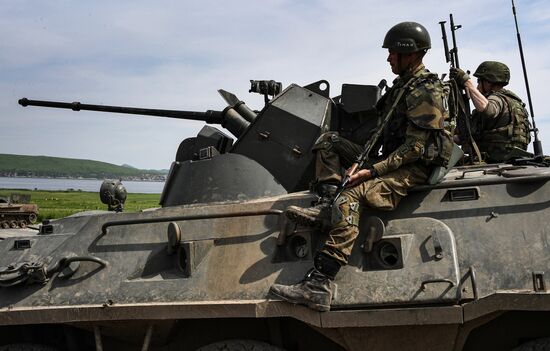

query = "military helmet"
[473,61,510,86]
[382,22,431,53]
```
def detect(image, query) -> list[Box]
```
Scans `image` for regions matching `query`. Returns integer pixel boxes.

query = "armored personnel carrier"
[1,77,549,351]
[0,194,38,229]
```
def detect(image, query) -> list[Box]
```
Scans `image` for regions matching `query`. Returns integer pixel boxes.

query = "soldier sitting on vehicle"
[450,61,532,163]
[269,22,455,312]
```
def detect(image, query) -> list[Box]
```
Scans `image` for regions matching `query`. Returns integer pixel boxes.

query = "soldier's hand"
[450,67,470,88]
[347,169,373,187]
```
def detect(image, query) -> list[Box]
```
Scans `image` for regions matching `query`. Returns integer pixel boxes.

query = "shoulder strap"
[361,75,417,157]
[451,80,483,163]
[496,89,523,103]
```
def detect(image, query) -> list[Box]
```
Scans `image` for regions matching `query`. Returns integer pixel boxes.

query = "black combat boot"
[286,183,338,226]
[269,254,340,312]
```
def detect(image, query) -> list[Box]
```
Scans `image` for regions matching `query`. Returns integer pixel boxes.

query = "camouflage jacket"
[372,64,454,176]
[472,89,531,162]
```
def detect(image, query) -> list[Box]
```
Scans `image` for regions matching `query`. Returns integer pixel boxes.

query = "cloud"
[2,0,549,168]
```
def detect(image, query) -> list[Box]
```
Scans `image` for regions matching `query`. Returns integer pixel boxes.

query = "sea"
[0,177,165,194]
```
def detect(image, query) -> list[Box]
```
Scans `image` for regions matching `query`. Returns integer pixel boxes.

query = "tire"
[1,221,9,229]
[28,213,37,224]
[18,220,27,229]
[196,339,285,351]
[9,221,17,229]
[0,344,59,351]
[513,337,550,351]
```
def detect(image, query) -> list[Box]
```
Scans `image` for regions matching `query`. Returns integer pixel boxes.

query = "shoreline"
[0,177,165,194]
[0,175,166,182]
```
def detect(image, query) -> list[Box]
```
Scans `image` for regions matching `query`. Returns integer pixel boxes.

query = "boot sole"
[269,288,330,312]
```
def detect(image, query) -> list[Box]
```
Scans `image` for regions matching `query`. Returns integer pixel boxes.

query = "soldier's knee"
[312,132,340,152]
[331,195,361,228]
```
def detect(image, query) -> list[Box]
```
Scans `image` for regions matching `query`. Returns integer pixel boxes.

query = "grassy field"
[0,189,160,222]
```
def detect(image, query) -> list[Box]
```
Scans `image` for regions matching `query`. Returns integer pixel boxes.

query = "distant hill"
[0,154,167,181]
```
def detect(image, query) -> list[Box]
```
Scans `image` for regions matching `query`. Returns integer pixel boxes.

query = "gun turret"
[18,80,383,207]
[18,97,252,138]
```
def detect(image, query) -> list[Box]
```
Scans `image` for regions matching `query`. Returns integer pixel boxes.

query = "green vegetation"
[0,154,167,180]
[0,189,160,222]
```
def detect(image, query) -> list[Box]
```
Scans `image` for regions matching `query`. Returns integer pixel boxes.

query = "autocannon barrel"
[18,98,225,123]
[18,98,250,137]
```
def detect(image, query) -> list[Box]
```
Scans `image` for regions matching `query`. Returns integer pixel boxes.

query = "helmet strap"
[397,52,424,76]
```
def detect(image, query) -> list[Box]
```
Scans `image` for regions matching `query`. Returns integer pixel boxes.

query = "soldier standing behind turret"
[451,62,531,163]
[270,22,455,312]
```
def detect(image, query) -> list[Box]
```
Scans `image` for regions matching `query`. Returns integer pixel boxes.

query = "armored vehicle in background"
[2,77,549,351]
[0,194,38,229]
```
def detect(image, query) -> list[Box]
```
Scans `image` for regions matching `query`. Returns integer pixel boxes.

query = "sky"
[1,0,549,170]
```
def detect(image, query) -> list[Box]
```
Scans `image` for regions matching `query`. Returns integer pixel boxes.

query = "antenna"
[512,0,543,156]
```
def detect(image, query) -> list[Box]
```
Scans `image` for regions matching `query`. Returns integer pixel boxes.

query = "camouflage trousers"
[313,132,364,185]
[320,163,430,265]
[311,131,430,264]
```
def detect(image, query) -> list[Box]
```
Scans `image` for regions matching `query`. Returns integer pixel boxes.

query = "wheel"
[512,337,550,351]
[9,221,17,229]
[1,221,9,229]
[0,344,59,351]
[196,339,285,351]
[18,220,28,229]
[28,213,37,224]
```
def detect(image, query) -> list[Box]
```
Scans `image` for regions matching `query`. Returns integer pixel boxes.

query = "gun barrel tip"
[18,98,28,107]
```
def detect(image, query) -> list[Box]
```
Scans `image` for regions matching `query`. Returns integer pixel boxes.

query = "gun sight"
[249,80,282,97]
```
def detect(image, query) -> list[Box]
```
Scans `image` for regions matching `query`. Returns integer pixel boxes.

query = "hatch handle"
[420,278,455,291]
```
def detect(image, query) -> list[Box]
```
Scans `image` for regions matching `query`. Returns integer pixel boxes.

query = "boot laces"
[304,268,329,283]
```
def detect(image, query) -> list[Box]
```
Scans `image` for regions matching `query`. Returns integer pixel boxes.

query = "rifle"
[440,14,482,163]
[449,14,462,70]
[331,127,381,205]
[439,15,462,70]
[332,79,414,205]
[439,21,453,68]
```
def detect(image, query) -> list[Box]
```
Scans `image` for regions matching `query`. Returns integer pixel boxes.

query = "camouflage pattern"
[473,61,510,86]
[321,163,430,265]
[472,89,531,163]
[372,65,454,176]
[313,132,364,185]
[405,80,447,130]
[314,65,453,185]
[382,22,431,53]
[318,65,453,265]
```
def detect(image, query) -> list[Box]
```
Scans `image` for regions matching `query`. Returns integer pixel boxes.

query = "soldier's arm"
[477,94,505,119]
[371,124,430,176]
[464,80,489,112]
[464,81,505,119]
[371,79,446,177]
